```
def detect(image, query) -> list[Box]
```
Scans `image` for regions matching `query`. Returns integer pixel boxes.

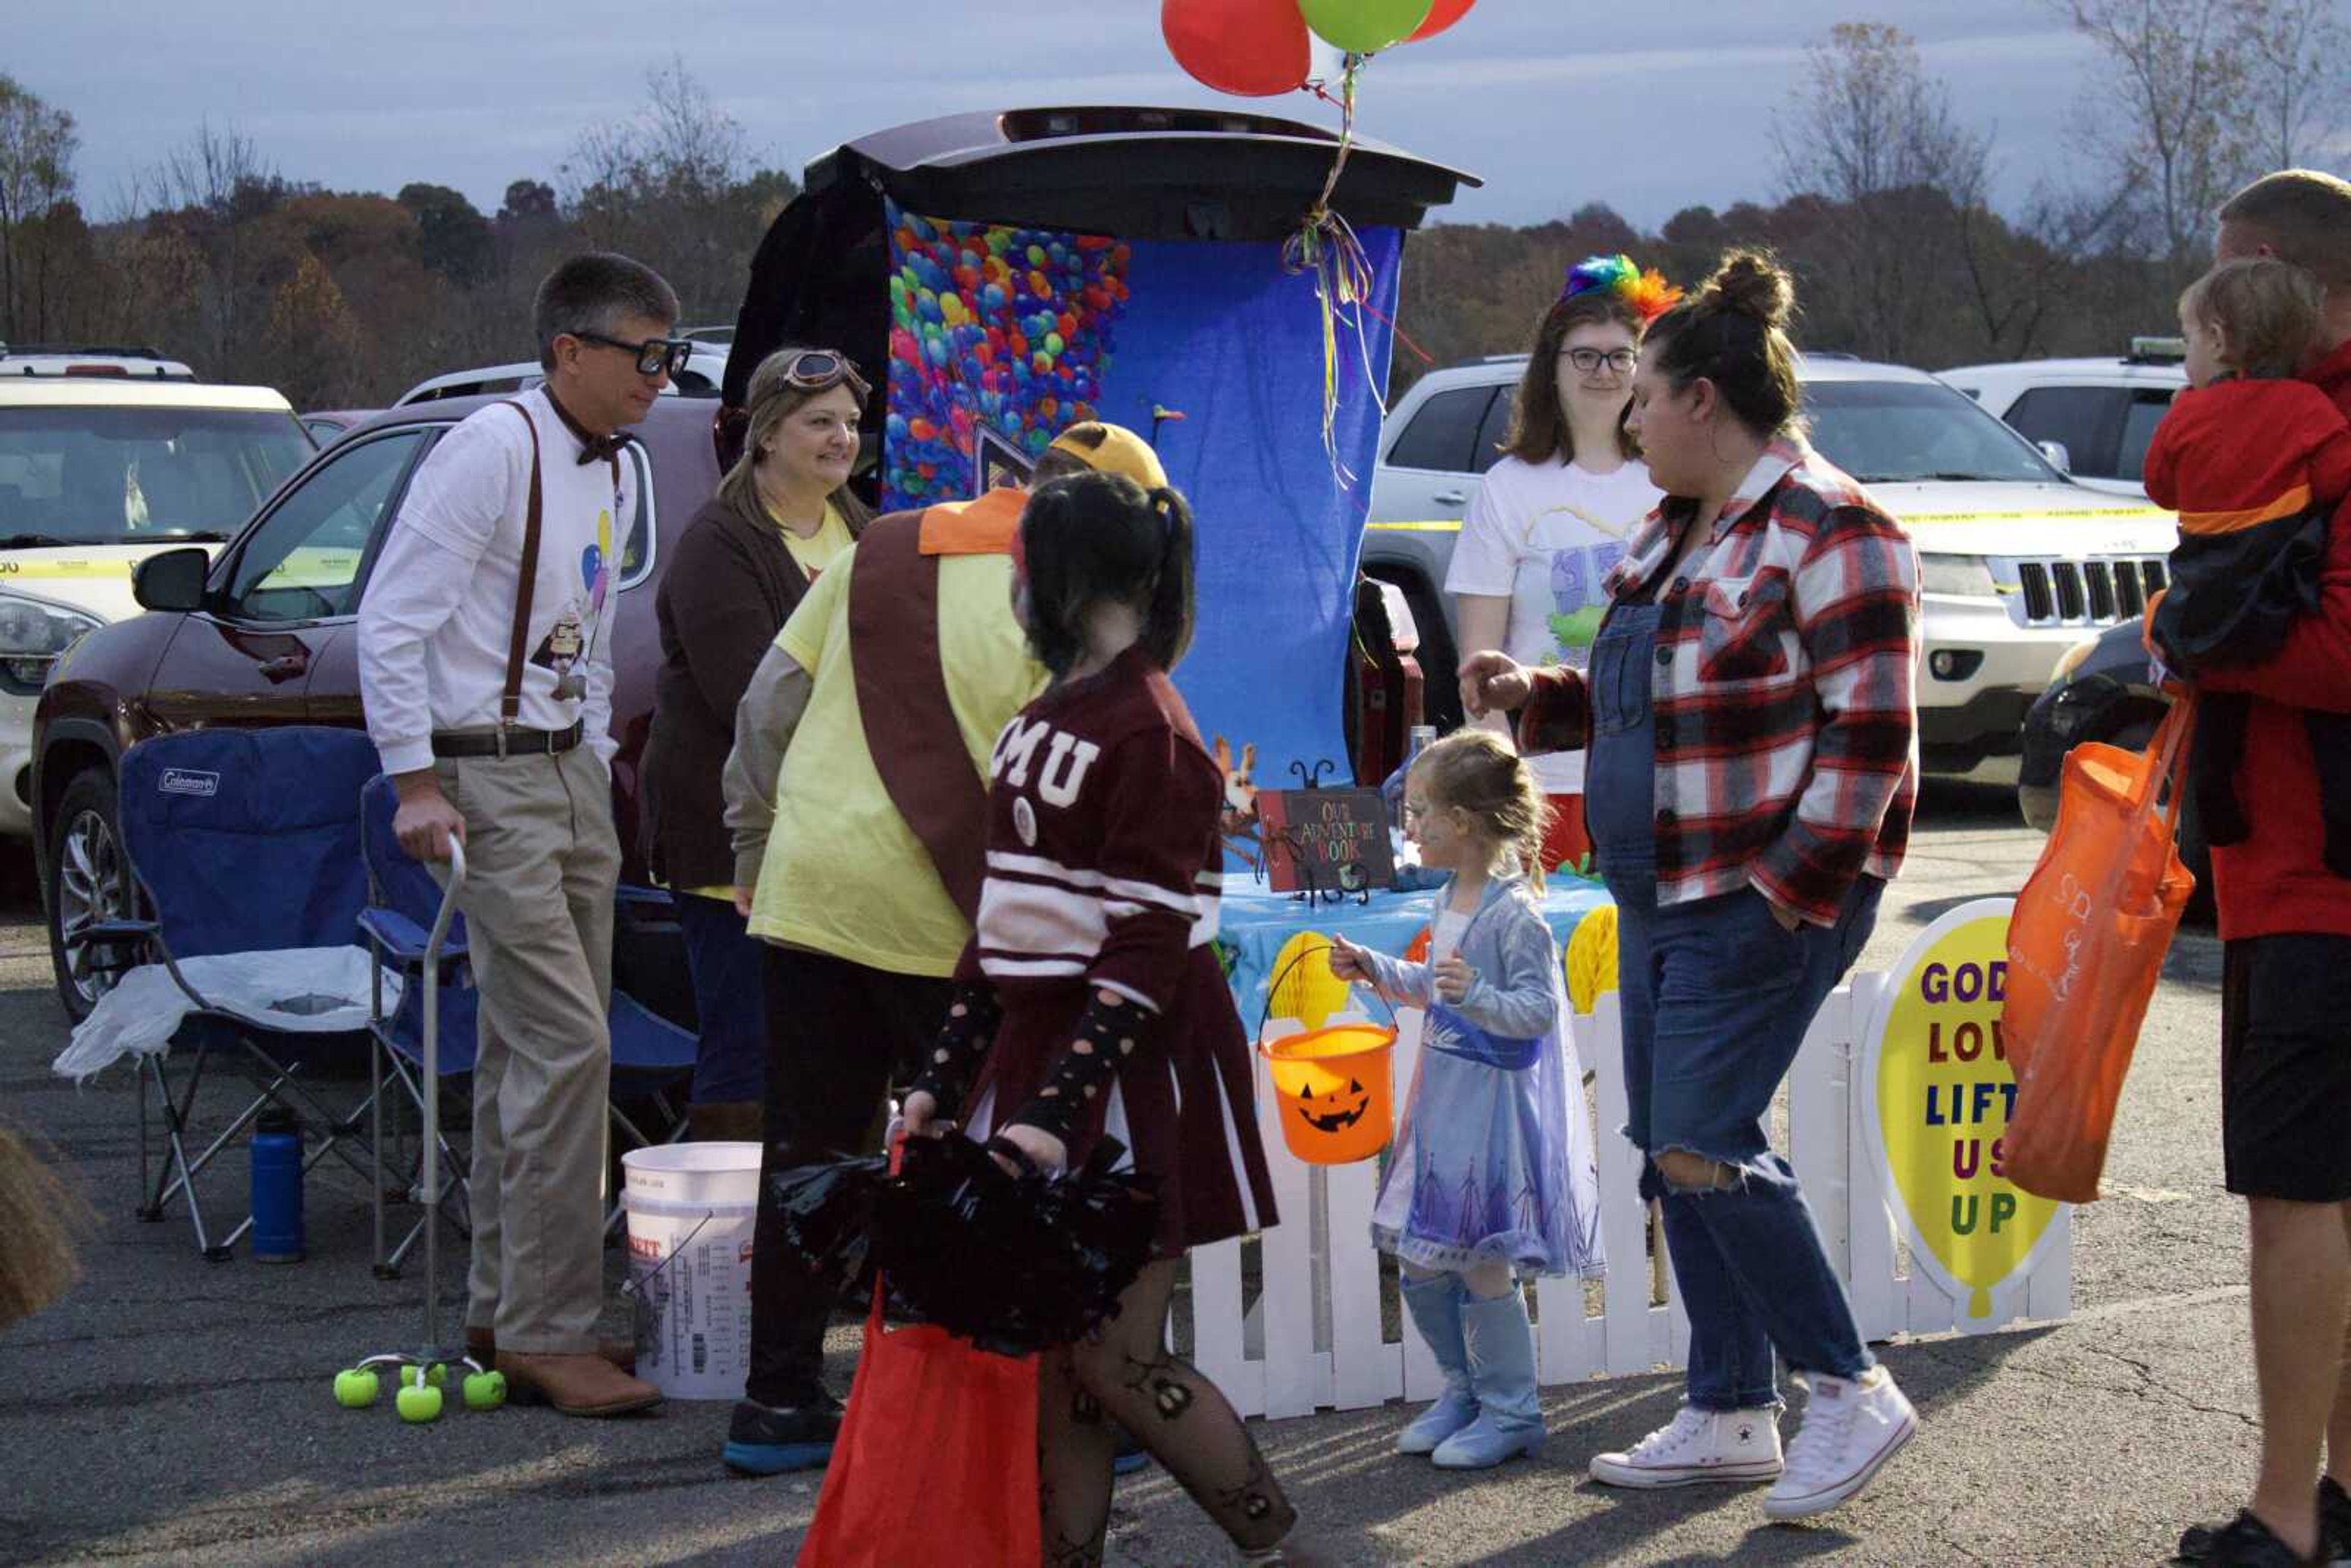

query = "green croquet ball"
[462,1370,506,1411]
[398,1363,448,1389]
[332,1368,380,1408]
[396,1382,443,1423]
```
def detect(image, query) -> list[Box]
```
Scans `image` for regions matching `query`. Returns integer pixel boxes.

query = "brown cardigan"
[640,495,833,890]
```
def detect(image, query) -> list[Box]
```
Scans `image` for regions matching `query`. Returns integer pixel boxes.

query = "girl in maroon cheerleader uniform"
[901,469,1319,1566]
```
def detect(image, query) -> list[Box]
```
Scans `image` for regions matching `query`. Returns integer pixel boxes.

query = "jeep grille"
[2011,557,2167,627]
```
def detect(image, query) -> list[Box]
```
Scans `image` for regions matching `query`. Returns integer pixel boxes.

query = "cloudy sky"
[15,0,2113,231]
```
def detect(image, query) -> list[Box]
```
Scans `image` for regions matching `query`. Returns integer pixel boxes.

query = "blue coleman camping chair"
[69,727,386,1260]
[356,774,697,1277]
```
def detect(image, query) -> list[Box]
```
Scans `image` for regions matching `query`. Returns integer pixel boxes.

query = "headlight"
[0,591,103,694]
[1918,553,1999,598]
[2050,634,2102,688]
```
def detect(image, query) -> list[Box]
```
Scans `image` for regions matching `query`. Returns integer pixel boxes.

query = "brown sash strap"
[498,400,544,738]
[850,510,989,920]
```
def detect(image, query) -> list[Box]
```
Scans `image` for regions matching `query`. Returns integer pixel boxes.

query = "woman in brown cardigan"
[640,347,874,1140]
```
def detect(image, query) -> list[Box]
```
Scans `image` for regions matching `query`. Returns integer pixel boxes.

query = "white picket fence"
[1188,969,2074,1422]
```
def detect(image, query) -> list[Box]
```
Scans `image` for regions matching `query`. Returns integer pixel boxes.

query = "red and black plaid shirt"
[1515,438,1921,925]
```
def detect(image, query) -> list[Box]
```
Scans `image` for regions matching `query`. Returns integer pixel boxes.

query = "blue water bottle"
[249,1106,304,1264]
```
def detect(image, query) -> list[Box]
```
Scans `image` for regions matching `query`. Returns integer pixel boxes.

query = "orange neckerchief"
[918,486,1025,557]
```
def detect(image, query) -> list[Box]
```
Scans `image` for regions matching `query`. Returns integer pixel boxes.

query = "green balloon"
[1297,0,1434,54]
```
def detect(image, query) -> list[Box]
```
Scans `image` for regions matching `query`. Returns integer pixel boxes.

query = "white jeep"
[1943,340,2187,500]
[1362,353,2180,777]
[0,371,312,837]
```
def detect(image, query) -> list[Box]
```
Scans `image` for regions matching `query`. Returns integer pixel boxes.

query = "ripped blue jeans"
[1608,872,1884,1410]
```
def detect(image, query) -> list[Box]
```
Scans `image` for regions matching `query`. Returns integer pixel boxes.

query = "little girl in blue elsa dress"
[1328,728,1603,1472]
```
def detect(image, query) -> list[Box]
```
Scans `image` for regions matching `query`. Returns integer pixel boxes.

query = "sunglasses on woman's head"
[574,331,696,379]
[776,350,868,394]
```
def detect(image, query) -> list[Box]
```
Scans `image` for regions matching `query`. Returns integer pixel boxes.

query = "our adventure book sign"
[1256,788,1395,895]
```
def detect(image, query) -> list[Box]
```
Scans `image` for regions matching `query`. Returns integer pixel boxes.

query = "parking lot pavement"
[0,785,2263,1566]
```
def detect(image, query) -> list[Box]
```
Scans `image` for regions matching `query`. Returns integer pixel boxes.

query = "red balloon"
[1162,0,1311,97]
[1406,0,1474,41]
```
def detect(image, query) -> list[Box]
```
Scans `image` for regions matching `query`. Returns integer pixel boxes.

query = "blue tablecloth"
[1218,876,1613,1027]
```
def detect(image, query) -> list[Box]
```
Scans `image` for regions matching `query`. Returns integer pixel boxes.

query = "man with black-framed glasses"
[572,329,697,381]
[359,251,678,1419]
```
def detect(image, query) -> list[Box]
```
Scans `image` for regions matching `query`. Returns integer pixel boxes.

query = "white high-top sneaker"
[1587,1403,1785,1488]
[1763,1367,1918,1521]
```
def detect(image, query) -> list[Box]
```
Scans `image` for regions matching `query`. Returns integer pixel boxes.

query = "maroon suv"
[32,393,722,1016]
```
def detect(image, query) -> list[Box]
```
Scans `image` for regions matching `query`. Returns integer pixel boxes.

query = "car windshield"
[1804,378,2060,486]
[0,406,312,545]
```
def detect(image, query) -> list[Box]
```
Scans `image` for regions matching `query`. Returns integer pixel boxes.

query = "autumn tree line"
[1,6,2343,414]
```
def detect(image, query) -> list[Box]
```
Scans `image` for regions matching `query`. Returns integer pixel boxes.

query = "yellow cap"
[1046,422,1168,491]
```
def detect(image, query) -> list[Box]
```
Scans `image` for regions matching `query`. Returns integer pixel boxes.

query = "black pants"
[744,943,952,1407]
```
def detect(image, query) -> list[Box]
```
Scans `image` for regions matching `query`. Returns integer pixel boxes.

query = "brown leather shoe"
[467,1327,636,1372]
[496,1351,664,1417]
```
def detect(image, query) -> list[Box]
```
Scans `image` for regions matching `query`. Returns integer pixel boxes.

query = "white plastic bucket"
[620,1141,762,1401]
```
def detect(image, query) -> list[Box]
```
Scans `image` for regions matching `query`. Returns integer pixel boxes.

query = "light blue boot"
[1431,1285,1543,1469]
[1395,1274,1478,1456]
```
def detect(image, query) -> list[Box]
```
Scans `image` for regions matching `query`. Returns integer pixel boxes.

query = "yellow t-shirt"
[778,500,853,580]
[748,533,1046,975]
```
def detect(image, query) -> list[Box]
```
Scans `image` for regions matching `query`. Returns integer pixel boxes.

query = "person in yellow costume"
[716,421,1168,1477]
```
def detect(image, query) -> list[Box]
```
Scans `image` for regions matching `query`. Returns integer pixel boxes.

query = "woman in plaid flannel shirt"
[1463,251,1923,1523]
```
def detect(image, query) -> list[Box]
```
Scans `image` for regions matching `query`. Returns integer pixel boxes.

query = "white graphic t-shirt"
[1445,454,1662,793]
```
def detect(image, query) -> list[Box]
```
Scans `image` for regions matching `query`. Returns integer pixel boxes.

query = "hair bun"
[1705,249,1796,330]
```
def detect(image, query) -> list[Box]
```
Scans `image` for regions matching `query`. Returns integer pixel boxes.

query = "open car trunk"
[723,106,1474,788]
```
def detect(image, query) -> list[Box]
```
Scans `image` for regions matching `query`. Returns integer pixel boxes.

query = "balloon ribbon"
[1282,51,1383,487]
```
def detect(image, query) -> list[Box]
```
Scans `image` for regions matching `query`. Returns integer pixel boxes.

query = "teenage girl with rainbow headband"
[1447,254,1679,874]
[1328,729,1603,1471]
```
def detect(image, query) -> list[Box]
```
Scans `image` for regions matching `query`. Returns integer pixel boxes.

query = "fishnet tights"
[1037,1260,1296,1566]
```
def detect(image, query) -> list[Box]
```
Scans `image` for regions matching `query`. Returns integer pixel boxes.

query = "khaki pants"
[433,745,618,1354]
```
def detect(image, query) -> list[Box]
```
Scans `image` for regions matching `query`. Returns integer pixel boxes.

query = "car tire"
[46,767,130,1023]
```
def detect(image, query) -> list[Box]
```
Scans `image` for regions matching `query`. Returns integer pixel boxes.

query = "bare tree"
[129,121,291,379]
[2060,0,2252,280]
[0,75,80,342]
[1772,23,1992,361]
[559,59,793,322]
[2227,0,2348,170]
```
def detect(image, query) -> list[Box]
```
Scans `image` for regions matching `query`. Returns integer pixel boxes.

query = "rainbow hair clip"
[1562,254,1683,324]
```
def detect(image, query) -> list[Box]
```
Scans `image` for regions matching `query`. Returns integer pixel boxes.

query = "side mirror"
[132,547,209,613]
[2037,440,2073,475]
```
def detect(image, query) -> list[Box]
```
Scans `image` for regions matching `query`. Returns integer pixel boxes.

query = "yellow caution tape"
[0,558,136,578]
[255,549,361,589]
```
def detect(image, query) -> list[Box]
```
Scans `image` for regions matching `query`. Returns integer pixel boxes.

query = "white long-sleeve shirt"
[358,389,632,775]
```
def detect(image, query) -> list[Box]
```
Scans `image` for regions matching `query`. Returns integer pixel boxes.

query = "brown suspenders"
[497,400,542,750]
[491,399,618,757]
[849,511,991,921]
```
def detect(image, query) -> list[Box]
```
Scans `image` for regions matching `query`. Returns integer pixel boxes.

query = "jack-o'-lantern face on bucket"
[1297,1078,1371,1134]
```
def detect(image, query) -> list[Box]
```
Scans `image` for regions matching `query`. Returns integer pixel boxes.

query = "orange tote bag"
[2001,698,2199,1204]
[793,1284,1041,1568]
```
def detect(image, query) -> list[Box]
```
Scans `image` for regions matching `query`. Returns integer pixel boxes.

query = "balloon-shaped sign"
[1162,0,1313,97]
[1861,898,2065,1324]
[1406,0,1475,41]
[1297,0,1436,55]
[1269,930,1351,1030]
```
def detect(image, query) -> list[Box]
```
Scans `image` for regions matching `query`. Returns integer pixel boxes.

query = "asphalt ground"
[0,782,2267,1567]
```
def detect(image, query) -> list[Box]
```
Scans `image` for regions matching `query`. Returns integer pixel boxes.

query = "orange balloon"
[1406,0,1474,41]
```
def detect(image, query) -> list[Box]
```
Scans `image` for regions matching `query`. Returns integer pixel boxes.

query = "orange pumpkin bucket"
[1257,945,1397,1165]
